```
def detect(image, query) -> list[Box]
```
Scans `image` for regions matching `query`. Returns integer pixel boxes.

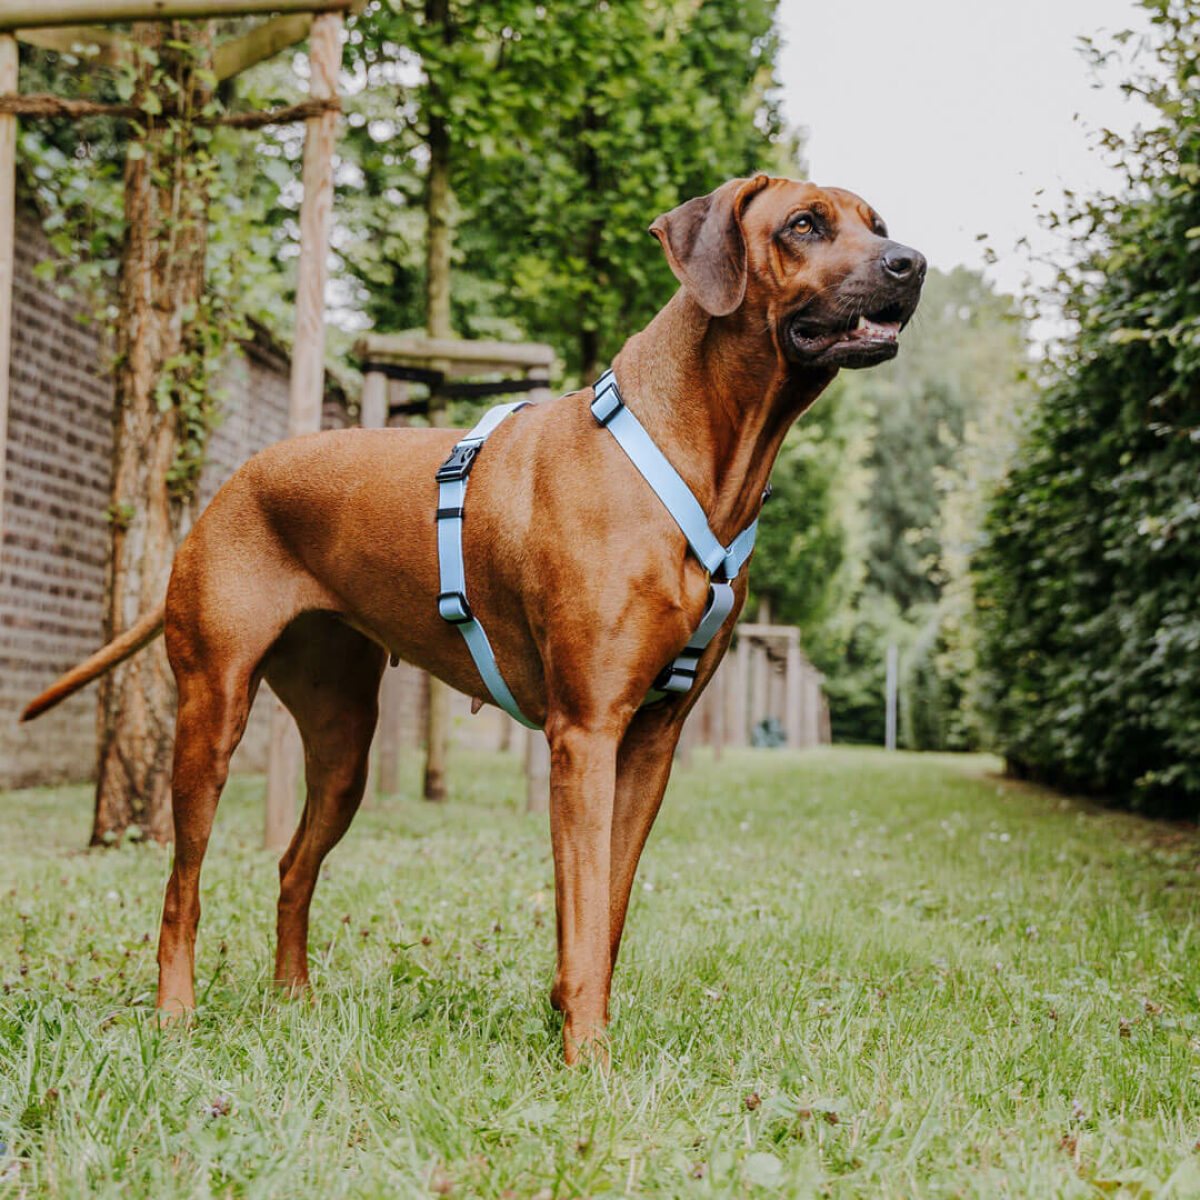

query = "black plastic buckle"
[435,441,480,483]
[437,591,473,624]
[652,661,697,693]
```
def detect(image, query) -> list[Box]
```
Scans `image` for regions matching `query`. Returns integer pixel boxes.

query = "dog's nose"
[881,244,926,284]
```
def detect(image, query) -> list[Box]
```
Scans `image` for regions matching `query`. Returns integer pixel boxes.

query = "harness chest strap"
[434,369,763,728]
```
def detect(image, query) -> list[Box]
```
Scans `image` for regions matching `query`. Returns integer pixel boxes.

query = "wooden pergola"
[676,622,830,762]
[0,0,352,560]
[0,0,351,848]
[354,332,557,816]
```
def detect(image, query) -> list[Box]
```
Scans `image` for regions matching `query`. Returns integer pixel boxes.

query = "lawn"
[2,747,1200,1198]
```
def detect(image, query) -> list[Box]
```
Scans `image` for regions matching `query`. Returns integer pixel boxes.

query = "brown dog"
[24,175,924,1062]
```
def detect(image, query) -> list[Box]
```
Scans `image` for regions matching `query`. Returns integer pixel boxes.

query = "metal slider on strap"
[437,591,473,624]
[590,372,623,426]
[654,667,697,692]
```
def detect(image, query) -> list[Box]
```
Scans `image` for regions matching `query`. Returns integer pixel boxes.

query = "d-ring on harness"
[435,368,762,729]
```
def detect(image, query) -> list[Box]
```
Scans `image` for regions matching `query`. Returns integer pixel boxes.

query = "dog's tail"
[21,601,166,722]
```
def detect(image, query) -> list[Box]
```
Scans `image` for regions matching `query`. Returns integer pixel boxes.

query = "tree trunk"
[578,103,602,388]
[421,0,453,804]
[91,22,214,846]
[580,328,599,390]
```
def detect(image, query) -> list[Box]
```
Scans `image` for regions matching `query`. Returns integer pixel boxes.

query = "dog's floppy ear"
[649,174,770,317]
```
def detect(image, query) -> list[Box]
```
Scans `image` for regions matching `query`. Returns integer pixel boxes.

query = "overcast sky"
[776,0,1152,300]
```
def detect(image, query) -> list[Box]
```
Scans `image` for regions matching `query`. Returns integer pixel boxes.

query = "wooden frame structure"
[354,332,556,814]
[0,1,351,848]
[679,623,830,761]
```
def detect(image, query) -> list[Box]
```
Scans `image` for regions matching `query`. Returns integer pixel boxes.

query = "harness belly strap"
[433,369,762,728]
[435,401,539,729]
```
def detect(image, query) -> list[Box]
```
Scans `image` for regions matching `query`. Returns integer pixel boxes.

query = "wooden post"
[725,637,748,748]
[0,34,14,571]
[264,10,342,851]
[358,368,387,803]
[498,713,516,754]
[785,633,802,749]
[750,636,768,744]
[525,728,550,814]
[675,708,697,769]
[709,660,726,761]
[520,364,553,798]
[360,367,386,430]
[388,376,408,422]
[0,0,354,30]
[526,365,551,406]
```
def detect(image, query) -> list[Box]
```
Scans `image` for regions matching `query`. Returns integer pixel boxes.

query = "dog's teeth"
[856,315,868,330]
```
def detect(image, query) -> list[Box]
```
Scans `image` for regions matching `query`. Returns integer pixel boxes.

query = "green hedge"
[975,0,1200,814]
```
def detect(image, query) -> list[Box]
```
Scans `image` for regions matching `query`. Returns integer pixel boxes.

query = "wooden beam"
[16,25,130,66]
[0,0,353,31]
[355,333,555,372]
[213,12,311,81]
[736,622,799,643]
[264,9,342,852]
[0,35,14,573]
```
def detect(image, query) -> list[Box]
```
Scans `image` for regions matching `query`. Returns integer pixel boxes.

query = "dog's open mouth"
[787,302,905,367]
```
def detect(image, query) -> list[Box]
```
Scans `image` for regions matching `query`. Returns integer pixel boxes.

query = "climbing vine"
[17,26,297,504]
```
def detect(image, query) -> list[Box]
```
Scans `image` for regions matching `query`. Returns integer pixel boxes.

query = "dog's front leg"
[545,718,620,1064]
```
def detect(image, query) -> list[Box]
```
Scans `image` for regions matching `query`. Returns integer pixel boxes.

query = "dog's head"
[650,175,924,370]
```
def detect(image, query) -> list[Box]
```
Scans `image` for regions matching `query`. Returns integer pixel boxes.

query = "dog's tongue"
[851,315,900,341]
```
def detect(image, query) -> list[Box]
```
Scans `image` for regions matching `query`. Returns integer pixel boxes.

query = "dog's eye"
[790,214,814,235]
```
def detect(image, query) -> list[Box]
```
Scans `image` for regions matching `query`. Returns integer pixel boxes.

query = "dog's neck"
[612,290,836,545]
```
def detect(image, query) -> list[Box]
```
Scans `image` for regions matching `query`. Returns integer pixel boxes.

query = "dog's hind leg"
[157,660,257,1016]
[263,613,386,993]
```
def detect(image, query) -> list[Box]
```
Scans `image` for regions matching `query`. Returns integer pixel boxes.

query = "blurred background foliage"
[14,0,1198,813]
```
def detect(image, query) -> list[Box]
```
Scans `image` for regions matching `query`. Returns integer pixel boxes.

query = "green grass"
[3,747,1200,1197]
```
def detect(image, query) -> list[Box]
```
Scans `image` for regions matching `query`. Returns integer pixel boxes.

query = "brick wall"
[0,205,349,788]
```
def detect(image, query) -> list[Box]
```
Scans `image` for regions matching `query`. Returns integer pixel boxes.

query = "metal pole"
[884,643,898,751]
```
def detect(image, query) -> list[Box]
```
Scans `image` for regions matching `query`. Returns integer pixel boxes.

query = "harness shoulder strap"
[590,369,760,581]
[591,372,730,577]
[589,368,765,702]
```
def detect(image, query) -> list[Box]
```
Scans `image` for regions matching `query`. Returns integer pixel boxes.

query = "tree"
[338,0,797,383]
[459,0,796,382]
[92,24,219,844]
[976,0,1200,813]
[18,23,317,843]
[749,381,866,638]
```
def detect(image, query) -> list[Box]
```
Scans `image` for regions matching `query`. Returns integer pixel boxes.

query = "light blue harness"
[435,368,762,728]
